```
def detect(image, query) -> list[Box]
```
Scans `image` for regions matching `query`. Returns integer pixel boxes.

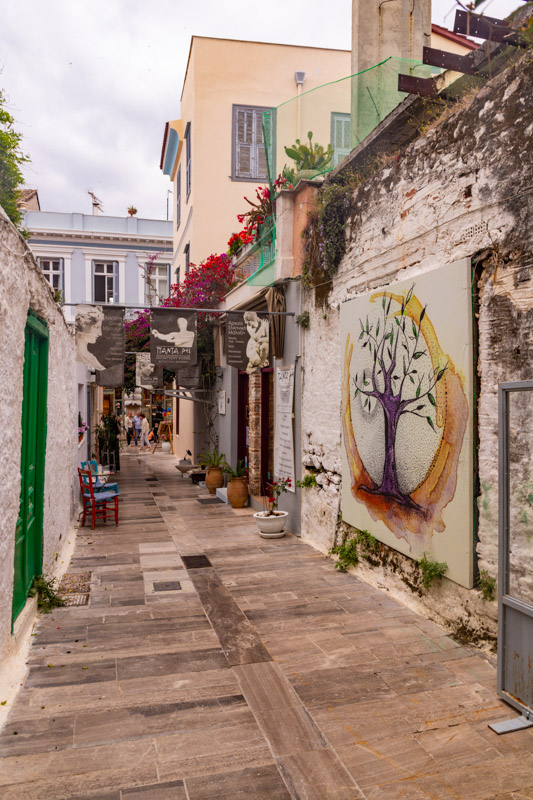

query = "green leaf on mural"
[420,307,426,323]
[428,393,436,406]
[412,322,417,337]
[354,388,359,398]
[359,330,364,339]
[413,352,424,359]
[416,385,421,398]
[427,416,435,431]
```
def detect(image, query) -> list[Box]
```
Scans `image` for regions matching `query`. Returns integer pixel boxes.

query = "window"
[38,257,64,292]
[184,243,190,276]
[93,261,118,303]
[232,105,270,181]
[175,266,181,285]
[176,165,181,229]
[331,112,352,167]
[185,122,191,199]
[145,263,170,305]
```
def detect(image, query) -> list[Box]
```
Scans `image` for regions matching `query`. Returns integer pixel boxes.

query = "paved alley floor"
[1,452,533,800]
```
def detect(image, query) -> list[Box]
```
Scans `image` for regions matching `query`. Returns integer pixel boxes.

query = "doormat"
[181,555,212,569]
[196,498,223,505]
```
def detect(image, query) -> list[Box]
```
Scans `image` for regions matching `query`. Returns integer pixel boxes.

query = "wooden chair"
[78,468,119,529]
[80,460,118,495]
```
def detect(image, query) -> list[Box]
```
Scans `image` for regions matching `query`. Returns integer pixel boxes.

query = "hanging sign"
[96,362,124,388]
[75,305,124,371]
[176,363,201,389]
[226,311,269,374]
[274,365,295,492]
[136,352,164,389]
[150,309,197,368]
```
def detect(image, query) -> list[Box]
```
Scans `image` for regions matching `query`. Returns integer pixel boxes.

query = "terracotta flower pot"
[227,476,248,508]
[205,467,224,494]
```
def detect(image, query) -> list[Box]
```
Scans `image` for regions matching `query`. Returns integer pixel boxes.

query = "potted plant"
[78,412,89,446]
[197,448,227,494]
[223,460,248,508]
[284,131,334,184]
[253,477,292,537]
[127,205,138,216]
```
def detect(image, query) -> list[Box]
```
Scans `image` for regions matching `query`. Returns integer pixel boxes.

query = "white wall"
[0,207,79,705]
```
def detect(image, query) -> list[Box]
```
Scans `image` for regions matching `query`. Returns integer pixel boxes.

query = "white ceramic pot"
[253,511,289,538]
[161,441,171,453]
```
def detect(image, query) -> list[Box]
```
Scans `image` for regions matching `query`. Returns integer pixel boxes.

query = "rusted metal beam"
[398,74,437,98]
[422,46,477,75]
[454,10,514,43]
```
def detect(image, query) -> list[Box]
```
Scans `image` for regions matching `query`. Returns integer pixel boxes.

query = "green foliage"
[477,569,496,602]
[284,131,334,173]
[296,311,310,328]
[356,529,379,555]
[296,473,317,488]
[197,448,227,468]
[0,90,30,229]
[223,459,247,478]
[418,554,448,590]
[330,538,359,571]
[29,575,65,614]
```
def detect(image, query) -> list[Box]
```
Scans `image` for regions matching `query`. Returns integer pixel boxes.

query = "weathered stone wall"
[300,52,533,640]
[0,208,78,667]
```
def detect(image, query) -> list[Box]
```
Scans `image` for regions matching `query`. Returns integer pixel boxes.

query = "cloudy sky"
[0,0,521,220]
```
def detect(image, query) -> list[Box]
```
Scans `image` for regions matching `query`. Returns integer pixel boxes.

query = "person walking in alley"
[132,411,142,446]
[125,411,133,446]
[139,413,151,451]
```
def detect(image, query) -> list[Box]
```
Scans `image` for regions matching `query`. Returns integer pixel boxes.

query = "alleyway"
[1,454,532,800]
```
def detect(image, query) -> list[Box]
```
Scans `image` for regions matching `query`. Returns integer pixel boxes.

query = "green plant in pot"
[284,131,334,184]
[197,448,227,495]
[223,459,248,509]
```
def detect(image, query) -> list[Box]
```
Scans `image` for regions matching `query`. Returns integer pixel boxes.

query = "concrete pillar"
[351,0,431,145]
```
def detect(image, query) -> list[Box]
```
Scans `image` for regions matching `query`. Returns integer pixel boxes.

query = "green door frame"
[12,311,49,626]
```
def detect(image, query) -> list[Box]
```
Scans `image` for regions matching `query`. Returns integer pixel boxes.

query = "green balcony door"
[12,312,49,625]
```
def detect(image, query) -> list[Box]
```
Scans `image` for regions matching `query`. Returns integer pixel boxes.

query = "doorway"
[496,380,533,724]
[13,312,49,625]
[237,371,249,467]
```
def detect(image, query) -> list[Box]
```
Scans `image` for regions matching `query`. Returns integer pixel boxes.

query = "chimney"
[351,0,431,144]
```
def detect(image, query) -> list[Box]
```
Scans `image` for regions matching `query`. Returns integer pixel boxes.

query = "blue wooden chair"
[78,468,119,529]
[80,460,118,495]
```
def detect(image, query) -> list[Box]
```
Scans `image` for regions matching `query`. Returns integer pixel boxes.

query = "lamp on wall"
[295,72,306,139]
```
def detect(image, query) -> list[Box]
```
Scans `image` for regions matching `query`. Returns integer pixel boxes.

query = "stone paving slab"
[2,451,533,798]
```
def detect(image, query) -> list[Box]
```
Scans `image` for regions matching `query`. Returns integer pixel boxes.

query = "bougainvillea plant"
[123,252,241,392]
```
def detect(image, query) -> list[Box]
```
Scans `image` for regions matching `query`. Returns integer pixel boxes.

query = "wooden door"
[13,313,49,625]
[237,371,249,467]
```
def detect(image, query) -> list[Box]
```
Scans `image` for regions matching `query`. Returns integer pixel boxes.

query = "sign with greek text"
[75,305,124,371]
[226,311,269,373]
[274,365,295,492]
[150,309,197,368]
[136,352,163,389]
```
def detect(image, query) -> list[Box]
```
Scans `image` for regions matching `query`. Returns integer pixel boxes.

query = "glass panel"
[95,264,104,273]
[94,274,106,302]
[52,261,60,271]
[508,389,533,605]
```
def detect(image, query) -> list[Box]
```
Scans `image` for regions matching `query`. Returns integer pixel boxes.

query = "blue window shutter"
[113,262,119,303]
[176,166,181,229]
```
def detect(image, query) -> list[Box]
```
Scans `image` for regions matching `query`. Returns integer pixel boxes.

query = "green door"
[12,312,49,625]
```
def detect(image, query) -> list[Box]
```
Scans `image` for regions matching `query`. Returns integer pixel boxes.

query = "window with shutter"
[176,166,181,229]
[232,105,271,181]
[331,112,352,167]
[185,122,191,199]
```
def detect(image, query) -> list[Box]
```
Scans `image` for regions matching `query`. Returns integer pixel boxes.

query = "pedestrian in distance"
[132,412,142,446]
[125,411,133,446]
[139,413,151,450]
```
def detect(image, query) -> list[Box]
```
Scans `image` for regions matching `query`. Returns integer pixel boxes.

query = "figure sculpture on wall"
[244,311,269,374]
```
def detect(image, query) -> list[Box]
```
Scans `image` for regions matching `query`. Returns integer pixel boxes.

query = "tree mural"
[352,285,447,509]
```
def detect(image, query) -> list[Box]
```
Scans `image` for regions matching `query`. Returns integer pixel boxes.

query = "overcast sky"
[0,0,522,220]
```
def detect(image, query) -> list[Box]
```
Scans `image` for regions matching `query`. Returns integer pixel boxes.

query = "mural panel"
[341,260,473,587]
